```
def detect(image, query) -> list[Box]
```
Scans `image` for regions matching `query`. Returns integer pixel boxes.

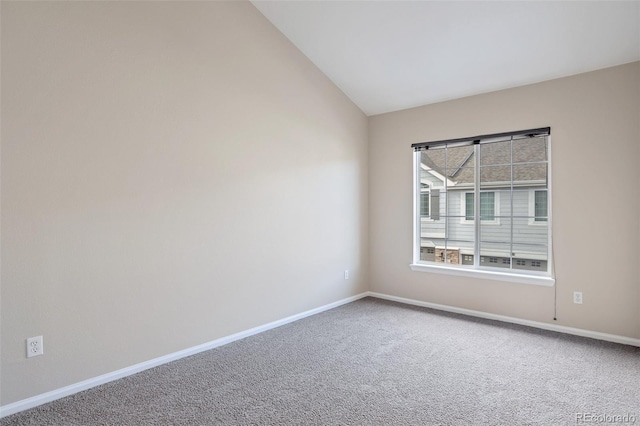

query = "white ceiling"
[252,1,640,116]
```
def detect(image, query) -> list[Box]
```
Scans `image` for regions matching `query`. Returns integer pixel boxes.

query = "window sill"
[410,263,555,286]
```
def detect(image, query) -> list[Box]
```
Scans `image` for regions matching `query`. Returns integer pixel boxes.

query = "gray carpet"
[2,297,639,425]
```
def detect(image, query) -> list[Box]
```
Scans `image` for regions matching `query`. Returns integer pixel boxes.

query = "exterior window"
[534,190,547,222]
[420,184,430,217]
[464,192,496,221]
[413,128,552,283]
[465,193,474,220]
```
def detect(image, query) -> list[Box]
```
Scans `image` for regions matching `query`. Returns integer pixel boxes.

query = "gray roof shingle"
[421,137,548,187]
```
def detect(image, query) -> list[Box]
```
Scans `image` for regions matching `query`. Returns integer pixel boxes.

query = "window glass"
[535,190,547,221]
[420,191,430,217]
[415,134,550,276]
[464,192,495,221]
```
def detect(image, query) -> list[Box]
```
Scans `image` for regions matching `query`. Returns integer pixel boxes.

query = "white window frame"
[411,134,554,287]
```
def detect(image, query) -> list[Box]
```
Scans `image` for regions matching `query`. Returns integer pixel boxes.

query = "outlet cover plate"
[573,291,583,304]
[27,336,43,358]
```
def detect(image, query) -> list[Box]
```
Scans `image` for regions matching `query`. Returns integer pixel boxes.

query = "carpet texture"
[2,297,639,425]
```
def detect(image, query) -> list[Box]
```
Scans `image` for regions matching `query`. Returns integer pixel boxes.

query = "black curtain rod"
[411,127,550,150]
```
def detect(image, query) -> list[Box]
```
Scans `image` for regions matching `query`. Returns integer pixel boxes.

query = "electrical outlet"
[27,336,44,358]
[344,270,350,280]
[573,291,583,305]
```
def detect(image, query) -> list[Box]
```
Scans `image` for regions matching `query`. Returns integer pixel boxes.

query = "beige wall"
[369,62,640,340]
[0,2,368,405]
[2,0,639,410]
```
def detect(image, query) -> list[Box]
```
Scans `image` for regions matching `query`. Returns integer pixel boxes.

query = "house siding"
[420,185,548,263]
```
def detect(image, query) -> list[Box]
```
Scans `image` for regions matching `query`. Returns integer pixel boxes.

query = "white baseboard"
[0,292,369,418]
[367,291,640,348]
[4,290,637,418]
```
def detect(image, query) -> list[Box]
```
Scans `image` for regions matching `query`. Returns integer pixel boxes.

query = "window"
[412,127,553,285]
[534,190,547,222]
[420,182,440,221]
[528,189,548,224]
[420,184,430,217]
[465,193,473,220]
[462,192,498,223]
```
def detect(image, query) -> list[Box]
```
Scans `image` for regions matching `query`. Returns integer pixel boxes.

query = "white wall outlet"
[344,270,350,280]
[573,291,583,305]
[27,336,44,358]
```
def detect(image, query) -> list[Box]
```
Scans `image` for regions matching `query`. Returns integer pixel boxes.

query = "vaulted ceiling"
[253,1,640,116]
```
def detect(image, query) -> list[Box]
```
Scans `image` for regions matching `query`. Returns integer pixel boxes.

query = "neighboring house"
[419,139,548,271]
